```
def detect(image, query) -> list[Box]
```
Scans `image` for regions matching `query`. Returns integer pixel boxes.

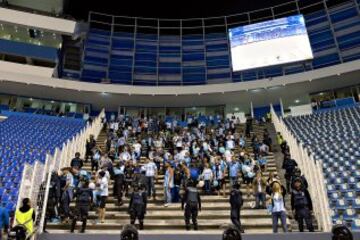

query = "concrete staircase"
[47,123,294,234]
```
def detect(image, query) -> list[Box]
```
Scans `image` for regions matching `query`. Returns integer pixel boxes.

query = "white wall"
[0,7,76,35]
[289,104,313,117]
[0,59,359,96]
[7,0,63,15]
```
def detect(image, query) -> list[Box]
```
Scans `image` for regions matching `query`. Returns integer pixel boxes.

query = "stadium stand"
[0,111,86,212]
[283,105,360,230]
[58,0,360,85]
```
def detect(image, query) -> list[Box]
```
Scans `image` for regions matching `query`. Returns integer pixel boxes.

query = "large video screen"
[229,15,313,72]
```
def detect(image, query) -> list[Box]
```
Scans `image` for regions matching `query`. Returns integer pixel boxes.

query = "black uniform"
[70,187,93,233]
[124,166,135,196]
[291,189,314,232]
[113,167,125,205]
[229,188,244,232]
[128,189,147,230]
[282,158,298,192]
[181,186,201,230]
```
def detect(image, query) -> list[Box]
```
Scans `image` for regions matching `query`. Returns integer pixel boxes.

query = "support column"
[279,98,285,117]
[250,101,254,118]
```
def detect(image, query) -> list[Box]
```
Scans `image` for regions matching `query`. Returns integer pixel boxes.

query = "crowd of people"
[40,113,315,234]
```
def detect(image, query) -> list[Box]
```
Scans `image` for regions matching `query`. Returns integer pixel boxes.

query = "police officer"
[70,181,93,233]
[181,180,201,231]
[113,162,125,206]
[229,183,244,233]
[128,183,147,230]
[291,178,314,232]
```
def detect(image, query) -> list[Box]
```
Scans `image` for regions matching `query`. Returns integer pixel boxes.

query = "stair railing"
[15,109,106,237]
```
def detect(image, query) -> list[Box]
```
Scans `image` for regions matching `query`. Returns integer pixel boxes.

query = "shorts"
[99,196,107,208]
[243,177,254,184]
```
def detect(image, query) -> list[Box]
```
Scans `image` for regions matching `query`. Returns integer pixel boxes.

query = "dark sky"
[65,0,294,20]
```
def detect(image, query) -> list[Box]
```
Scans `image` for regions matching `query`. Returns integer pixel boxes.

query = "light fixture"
[294,99,300,103]
[51,100,55,103]
[29,98,33,101]
[192,107,196,110]
[234,107,239,111]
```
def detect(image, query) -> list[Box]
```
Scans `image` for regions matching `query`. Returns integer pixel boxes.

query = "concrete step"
[74,209,273,220]
[47,218,291,231]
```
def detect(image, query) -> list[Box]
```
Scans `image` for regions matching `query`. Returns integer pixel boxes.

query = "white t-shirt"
[99,177,109,196]
[133,143,142,153]
[144,162,157,177]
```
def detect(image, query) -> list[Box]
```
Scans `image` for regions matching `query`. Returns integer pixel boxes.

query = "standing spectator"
[172,166,183,203]
[98,171,109,223]
[0,206,9,239]
[92,148,101,173]
[70,152,84,170]
[113,162,125,206]
[213,158,227,197]
[201,163,213,195]
[144,159,157,200]
[229,183,244,233]
[252,172,267,209]
[268,181,288,233]
[291,179,314,232]
[61,167,74,222]
[85,135,96,162]
[229,159,240,188]
[242,157,255,197]
[164,163,174,207]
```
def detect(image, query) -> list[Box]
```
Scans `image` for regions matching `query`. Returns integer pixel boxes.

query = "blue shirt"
[0,207,9,228]
[229,162,240,177]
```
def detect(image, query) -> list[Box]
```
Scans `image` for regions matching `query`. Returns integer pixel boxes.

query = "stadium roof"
[66,0,295,20]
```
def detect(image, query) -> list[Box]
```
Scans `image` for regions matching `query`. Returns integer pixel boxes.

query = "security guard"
[229,183,244,233]
[291,179,314,232]
[128,183,147,230]
[70,181,93,233]
[181,180,201,231]
[14,198,35,238]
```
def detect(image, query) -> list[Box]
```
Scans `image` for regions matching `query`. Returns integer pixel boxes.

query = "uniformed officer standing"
[181,180,201,231]
[128,183,147,230]
[113,162,125,206]
[229,183,244,233]
[70,181,93,233]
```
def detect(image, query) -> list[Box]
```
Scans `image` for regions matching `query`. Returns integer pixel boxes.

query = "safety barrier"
[15,109,105,236]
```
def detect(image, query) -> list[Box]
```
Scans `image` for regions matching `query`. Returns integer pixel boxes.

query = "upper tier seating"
[283,105,360,229]
[61,1,360,85]
[0,111,86,211]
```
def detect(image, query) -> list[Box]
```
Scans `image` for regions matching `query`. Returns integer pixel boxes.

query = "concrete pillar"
[250,101,254,118]
[279,98,285,117]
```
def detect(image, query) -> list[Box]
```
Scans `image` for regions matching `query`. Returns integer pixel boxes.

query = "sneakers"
[164,203,169,207]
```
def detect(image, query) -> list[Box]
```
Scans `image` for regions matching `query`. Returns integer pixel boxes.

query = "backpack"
[132,192,144,205]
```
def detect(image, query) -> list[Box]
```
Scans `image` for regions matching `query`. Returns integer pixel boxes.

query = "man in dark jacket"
[70,181,93,233]
[291,178,314,232]
[230,183,244,233]
[70,152,84,170]
[128,183,147,230]
[85,135,96,162]
[182,180,201,231]
[282,155,298,192]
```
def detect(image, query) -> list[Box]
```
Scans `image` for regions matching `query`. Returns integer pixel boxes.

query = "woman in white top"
[268,181,288,233]
[98,171,109,223]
